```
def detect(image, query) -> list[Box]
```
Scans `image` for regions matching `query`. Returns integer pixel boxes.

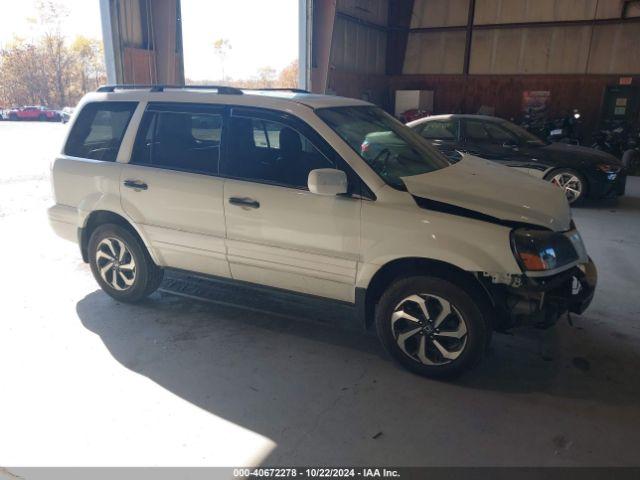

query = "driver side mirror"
[308,168,348,196]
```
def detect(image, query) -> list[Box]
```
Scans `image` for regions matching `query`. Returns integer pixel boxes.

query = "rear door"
[220,107,362,302]
[120,102,230,278]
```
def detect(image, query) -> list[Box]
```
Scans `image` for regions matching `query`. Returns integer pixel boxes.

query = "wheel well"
[362,258,495,330]
[80,210,145,263]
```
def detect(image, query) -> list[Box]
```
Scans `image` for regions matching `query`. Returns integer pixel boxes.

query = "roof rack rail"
[243,88,310,94]
[96,84,244,95]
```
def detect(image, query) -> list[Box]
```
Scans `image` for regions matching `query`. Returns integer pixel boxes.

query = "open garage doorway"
[180,0,300,88]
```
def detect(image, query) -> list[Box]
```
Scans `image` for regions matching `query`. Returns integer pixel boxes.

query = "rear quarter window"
[64,102,137,161]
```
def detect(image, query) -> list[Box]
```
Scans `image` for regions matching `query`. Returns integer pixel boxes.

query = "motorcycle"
[546,110,582,145]
[591,120,640,173]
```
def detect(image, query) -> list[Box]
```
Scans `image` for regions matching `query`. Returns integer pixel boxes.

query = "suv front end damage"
[480,258,597,330]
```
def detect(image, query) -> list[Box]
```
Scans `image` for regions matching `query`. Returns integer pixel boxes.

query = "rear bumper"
[47,204,78,243]
[485,258,597,329]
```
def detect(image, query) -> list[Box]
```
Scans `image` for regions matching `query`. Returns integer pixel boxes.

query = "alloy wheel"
[550,172,583,203]
[95,237,136,291]
[390,294,468,366]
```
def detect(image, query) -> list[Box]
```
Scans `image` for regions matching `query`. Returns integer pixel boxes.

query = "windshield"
[316,106,451,189]
[499,120,547,146]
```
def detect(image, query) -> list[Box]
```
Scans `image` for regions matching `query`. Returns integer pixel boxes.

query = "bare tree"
[72,36,106,92]
[33,0,74,107]
[256,66,276,88]
[213,38,232,83]
[277,60,298,88]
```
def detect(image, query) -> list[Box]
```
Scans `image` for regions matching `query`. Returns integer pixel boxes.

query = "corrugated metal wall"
[329,0,388,74]
[403,0,640,75]
[323,0,640,129]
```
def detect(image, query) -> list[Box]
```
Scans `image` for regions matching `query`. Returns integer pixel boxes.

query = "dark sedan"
[407,114,626,205]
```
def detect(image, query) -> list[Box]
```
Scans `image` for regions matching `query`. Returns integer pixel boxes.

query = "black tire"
[375,276,488,379]
[622,149,640,174]
[88,223,163,303]
[545,168,588,206]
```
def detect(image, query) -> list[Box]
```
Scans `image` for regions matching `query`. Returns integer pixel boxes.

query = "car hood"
[402,155,571,231]
[536,142,622,166]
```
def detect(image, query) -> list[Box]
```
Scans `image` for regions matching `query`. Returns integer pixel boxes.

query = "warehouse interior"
[100,0,640,137]
[4,0,638,470]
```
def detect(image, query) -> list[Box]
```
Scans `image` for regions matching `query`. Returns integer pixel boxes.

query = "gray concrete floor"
[1,121,640,466]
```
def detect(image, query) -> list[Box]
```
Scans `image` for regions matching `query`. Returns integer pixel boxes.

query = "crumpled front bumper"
[485,258,597,329]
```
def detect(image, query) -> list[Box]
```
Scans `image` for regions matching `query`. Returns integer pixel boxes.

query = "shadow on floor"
[77,284,640,421]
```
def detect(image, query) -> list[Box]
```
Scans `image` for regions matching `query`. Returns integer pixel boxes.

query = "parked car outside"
[7,105,61,121]
[408,114,626,205]
[60,106,74,123]
[48,86,597,378]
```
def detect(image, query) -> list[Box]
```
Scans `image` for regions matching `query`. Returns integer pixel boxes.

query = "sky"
[0,0,299,81]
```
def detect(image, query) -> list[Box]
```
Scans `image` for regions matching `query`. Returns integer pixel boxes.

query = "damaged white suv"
[48,85,597,378]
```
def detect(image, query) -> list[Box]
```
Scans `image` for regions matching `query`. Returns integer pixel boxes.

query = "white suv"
[48,85,597,378]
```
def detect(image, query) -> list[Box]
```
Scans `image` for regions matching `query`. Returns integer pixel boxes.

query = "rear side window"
[65,102,137,161]
[131,108,222,174]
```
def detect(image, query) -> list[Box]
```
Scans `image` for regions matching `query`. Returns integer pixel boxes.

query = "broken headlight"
[510,228,579,272]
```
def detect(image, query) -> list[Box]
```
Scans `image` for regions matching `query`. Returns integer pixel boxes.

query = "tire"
[622,149,640,174]
[88,223,163,303]
[375,276,488,379]
[545,168,588,206]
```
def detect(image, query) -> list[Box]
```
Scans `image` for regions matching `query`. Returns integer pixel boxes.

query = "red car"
[8,106,60,121]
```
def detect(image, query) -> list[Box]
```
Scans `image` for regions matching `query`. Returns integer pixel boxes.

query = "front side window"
[316,106,450,189]
[464,119,492,142]
[131,108,221,174]
[483,122,519,144]
[418,120,459,139]
[499,120,546,146]
[65,102,137,161]
[221,114,334,189]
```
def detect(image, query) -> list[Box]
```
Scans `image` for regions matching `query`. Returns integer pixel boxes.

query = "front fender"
[358,200,522,289]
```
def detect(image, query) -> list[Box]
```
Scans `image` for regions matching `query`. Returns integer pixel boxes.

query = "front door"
[220,108,361,302]
[460,118,536,175]
[120,102,230,278]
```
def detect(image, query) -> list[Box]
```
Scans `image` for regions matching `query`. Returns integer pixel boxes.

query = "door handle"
[123,179,148,190]
[228,197,260,209]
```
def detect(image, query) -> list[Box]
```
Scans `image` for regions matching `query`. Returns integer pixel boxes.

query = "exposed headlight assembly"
[511,228,579,272]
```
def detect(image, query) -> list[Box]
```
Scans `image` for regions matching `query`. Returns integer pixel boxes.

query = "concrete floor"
[1,121,640,466]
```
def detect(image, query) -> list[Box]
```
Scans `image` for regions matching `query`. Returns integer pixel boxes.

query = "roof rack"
[243,88,310,94]
[96,84,244,95]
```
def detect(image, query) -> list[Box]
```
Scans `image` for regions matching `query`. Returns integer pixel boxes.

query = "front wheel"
[546,168,587,205]
[88,223,163,303]
[622,149,639,173]
[375,276,488,378]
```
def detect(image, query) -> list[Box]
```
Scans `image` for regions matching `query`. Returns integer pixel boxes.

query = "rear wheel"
[88,223,163,303]
[546,168,587,205]
[375,276,488,378]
